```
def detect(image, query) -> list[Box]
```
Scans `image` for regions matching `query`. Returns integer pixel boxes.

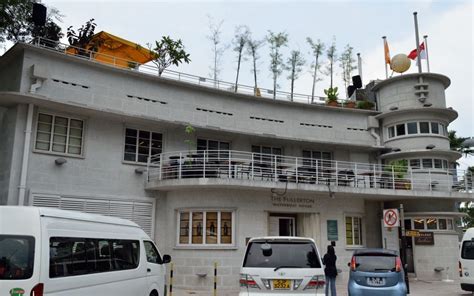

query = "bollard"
[214,262,217,296]
[169,262,174,296]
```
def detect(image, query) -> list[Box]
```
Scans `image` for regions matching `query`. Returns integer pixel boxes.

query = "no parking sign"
[383,209,400,227]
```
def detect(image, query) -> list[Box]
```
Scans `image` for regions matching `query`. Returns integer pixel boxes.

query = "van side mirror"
[347,262,351,267]
[162,254,171,264]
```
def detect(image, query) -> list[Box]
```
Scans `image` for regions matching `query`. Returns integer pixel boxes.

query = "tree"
[1,0,63,45]
[246,34,264,95]
[232,25,250,92]
[67,19,98,56]
[449,130,474,157]
[339,44,357,98]
[325,37,337,89]
[149,36,191,76]
[207,16,228,83]
[285,50,305,101]
[267,31,288,99]
[306,37,325,103]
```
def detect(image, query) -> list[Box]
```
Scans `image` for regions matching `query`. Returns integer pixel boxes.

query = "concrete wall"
[11,45,379,149]
[0,49,23,92]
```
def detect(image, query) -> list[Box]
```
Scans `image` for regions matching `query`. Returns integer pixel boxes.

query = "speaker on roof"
[347,85,356,98]
[352,75,362,89]
[33,3,47,27]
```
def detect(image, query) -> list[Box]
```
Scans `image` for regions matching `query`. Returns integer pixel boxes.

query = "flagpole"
[424,35,430,73]
[413,12,422,73]
[382,36,388,79]
[357,52,363,84]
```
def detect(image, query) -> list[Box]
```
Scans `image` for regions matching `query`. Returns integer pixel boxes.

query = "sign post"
[399,204,410,294]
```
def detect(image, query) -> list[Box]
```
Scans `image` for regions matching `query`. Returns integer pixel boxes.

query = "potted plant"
[324,87,339,107]
[386,160,411,190]
[344,100,356,108]
[356,100,375,110]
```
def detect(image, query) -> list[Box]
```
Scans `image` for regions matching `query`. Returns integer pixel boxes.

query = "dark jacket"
[323,253,338,277]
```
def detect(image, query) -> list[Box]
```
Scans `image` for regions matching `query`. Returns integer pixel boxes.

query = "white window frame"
[33,111,86,157]
[344,214,364,247]
[408,217,455,231]
[176,209,236,247]
[123,127,163,164]
[386,120,448,139]
[408,158,449,170]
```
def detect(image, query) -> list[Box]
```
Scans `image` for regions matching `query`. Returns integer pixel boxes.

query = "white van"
[239,237,325,295]
[460,228,474,292]
[0,206,170,296]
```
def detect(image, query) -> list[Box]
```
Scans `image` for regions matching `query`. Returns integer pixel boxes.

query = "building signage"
[414,231,434,245]
[405,230,421,237]
[327,220,338,241]
[271,195,315,209]
[383,209,400,227]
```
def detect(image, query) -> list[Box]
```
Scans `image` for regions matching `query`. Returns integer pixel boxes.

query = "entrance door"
[269,216,296,236]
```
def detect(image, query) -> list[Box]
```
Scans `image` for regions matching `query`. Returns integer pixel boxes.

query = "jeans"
[325,276,337,296]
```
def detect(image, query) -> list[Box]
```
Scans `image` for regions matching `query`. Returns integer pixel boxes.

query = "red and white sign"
[383,209,400,227]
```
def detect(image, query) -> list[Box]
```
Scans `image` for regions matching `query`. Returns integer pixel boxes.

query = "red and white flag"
[408,42,426,60]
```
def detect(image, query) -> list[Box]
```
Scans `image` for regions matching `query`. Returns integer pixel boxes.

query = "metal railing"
[29,37,350,105]
[147,150,473,193]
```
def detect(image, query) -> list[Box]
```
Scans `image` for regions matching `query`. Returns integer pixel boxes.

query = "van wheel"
[150,290,158,296]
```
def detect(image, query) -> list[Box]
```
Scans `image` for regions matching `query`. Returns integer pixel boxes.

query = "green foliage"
[324,87,339,101]
[339,44,357,97]
[324,36,337,89]
[285,50,305,100]
[449,130,473,158]
[232,25,250,90]
[184,124,196,151]
[386,159,408,179]
[67,19,98,56]
[150,36,191,76]
[356,100,375,109]
[267,31,288,99]
[245,35,264,90]
[1,0,63,44]
[306,37,325,102]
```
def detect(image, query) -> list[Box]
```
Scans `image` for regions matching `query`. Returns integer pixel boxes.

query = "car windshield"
[462,241,474,259]
[243,241,321,268]
[0,235,35,280]
[354,255,396,272]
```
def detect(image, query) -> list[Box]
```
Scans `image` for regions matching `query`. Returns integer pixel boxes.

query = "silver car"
[347,249,407,296]
[239,237,325,295]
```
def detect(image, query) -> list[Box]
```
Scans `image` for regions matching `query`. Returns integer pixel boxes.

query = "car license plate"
[273,279,291,289]
[367,277,385,286]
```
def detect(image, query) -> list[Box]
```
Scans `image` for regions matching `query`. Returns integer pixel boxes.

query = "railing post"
[146,156,151,182]
[89,50,93,60]
[391,166,395,189]
[354,163,358,187]
[159,154,163,180]
[178,152,182,179]
[429,170,432,191]
[466,171,469,191]
[409,168,413,191]
[335,161,338,187]
[274,155,278,182]
[295,157,298,184]
[316,159,319,184]
[228,151,232,178]
[203,150,206,178]
[251,153,254,180]
[373,164,377,189]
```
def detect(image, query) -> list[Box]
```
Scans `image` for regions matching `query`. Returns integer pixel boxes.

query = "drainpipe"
[29,78,43,94]
[18,103,34,206]
[370,127,381,146]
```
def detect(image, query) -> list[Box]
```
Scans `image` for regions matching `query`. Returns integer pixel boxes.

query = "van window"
[243,241,321,268]
[354,255,396,272]
[144,241,162,264]
[462,241,474,259]
[0,235,35,280]
[50,237,139,278]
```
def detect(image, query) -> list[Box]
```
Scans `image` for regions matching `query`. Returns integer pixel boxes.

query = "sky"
[9,0,474,168]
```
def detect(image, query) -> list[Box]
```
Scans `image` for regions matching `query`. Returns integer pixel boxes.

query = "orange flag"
[384,39,391,66]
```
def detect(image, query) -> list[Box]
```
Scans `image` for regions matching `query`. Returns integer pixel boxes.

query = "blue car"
[347,249,407,296]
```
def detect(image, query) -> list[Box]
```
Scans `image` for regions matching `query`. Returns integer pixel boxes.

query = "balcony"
[146,150,472,199]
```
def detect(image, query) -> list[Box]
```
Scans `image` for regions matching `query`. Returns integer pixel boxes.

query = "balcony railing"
[28,37,339,105]
[147,150,473,193]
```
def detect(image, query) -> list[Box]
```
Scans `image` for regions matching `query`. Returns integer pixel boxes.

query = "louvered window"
[31,195,154,237]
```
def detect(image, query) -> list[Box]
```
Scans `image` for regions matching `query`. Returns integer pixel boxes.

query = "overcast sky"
[22,0,474,168]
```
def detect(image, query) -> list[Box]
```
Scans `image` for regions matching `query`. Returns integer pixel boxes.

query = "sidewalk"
[171,279,470,296]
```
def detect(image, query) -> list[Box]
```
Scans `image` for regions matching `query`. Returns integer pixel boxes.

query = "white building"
[0,39,472,292]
